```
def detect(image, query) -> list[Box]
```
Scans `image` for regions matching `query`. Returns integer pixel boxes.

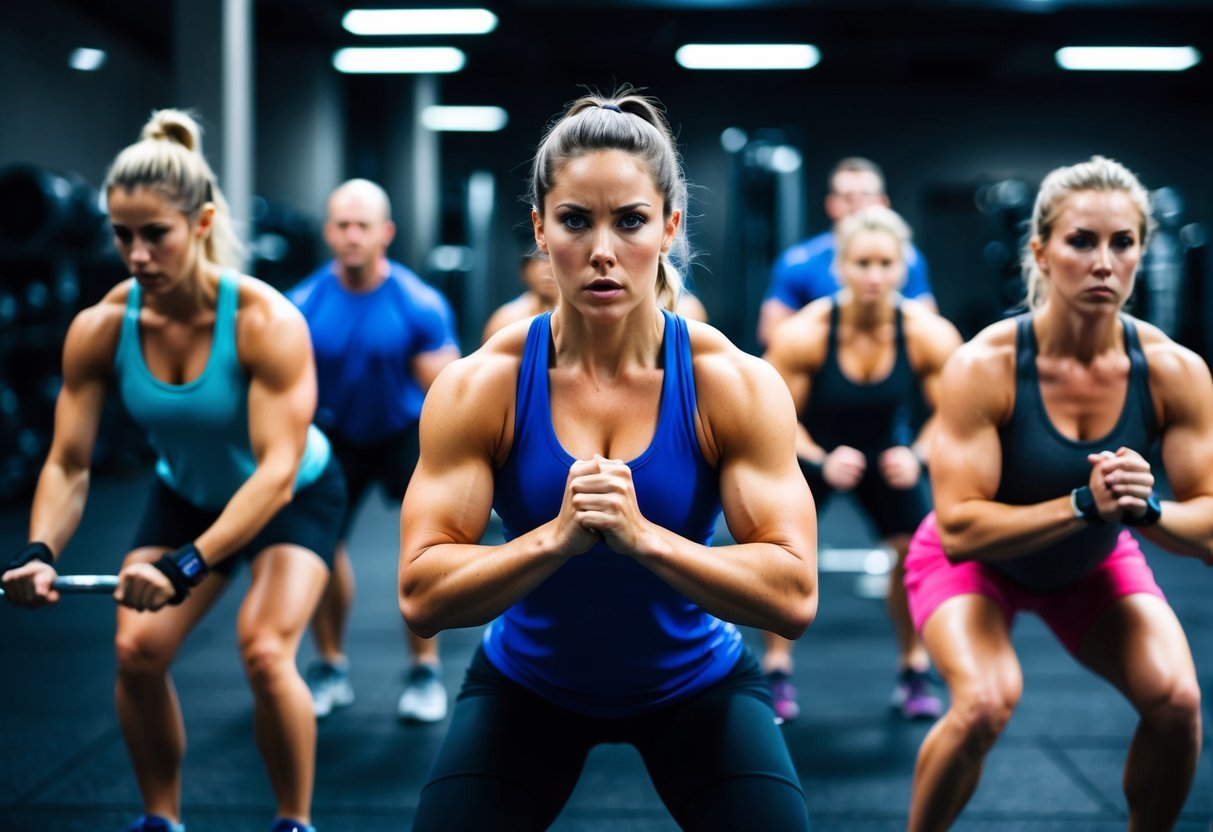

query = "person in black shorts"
[288,179,460,721]
[1,109,343,832]
[762,204,962,722]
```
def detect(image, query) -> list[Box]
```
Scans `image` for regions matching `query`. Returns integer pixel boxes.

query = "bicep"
[1158,365,1213,501]
[929,369,1004,513]
[246,318,316,465]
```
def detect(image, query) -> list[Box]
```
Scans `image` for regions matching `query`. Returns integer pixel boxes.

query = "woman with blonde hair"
[1,109,343,832]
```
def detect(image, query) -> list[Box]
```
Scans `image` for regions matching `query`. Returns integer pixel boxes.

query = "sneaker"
[126,816,185,832]
[397,662,448,723]
[891,667,943,720]
[305,658,354,718]
[766,669,800,724]
[270,819,315,832]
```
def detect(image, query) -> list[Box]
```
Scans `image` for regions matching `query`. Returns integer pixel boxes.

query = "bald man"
[288,179,460,722]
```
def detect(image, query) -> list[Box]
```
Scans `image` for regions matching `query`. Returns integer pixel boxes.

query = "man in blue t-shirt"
[288,179,460,722]
[757,157,936,346]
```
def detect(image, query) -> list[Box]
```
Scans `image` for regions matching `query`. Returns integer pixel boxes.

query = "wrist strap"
[1070,486,1103,523]
[153,543,208,606]
[9,541,54,570]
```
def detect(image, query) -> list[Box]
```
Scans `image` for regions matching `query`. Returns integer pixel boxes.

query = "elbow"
[776,585,818,640]
[400,597,440,640]
[935,512,974,563]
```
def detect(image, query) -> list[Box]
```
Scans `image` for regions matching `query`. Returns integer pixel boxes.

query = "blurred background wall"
[1,0,1210,502]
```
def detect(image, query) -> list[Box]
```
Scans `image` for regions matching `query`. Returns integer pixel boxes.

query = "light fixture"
[68,48,107,72]
[343,8,497,36]
[332,47,466,74]
[1055,46,1201,71]
[421,106,509,132]
[675,44,820,70]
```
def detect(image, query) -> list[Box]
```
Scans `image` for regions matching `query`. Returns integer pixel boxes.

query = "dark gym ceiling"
[61,0,1213,96]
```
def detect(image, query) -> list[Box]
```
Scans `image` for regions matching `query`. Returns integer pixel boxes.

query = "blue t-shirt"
[767,230,933,310]
[288,260,458,446]
[484,310,743,717]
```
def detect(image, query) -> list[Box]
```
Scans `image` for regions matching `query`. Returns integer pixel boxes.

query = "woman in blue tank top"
[762,205,962,724]
[0,110,342,832]
[400,89,818,831]
[904,156,1213,831]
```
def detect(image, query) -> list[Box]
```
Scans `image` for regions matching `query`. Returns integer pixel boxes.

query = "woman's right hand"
[552,457,609,556]
[1,560,60,607]
[823,445,866,492]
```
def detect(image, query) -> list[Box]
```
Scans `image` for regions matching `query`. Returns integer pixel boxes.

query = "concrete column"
[174,0,254,267]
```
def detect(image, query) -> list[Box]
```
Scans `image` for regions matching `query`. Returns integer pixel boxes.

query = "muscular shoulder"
[938,319,1017,423]
[764,298,831,369]
[689,322,796,460]
[425,328,524,463]
[233,275,312,376]
[62,282,132,377]
[901,300,963,370]
[1132,317,1213,424]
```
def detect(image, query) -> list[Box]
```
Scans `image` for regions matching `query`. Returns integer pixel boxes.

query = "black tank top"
[801,300,916,456]
[991,314,1158,591]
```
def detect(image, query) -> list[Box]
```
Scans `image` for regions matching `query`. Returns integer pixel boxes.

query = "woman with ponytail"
[399,88,817,831]
[1,109,344,832]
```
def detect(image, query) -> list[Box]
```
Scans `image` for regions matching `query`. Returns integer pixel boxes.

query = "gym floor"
[1,469,1210,831]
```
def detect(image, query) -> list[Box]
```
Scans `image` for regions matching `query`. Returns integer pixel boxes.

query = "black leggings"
[413,648,810,831]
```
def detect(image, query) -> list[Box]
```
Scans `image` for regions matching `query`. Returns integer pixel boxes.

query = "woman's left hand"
[878,445,922,490]
[570,454,655,556]
[114,561,177,612]
[1091,447,1155,522]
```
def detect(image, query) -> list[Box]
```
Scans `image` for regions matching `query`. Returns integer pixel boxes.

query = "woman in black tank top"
[763,205,962,723]
[907,156,1213,832]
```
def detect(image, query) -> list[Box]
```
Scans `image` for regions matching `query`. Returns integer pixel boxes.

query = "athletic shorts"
[904,511,1167,657]
[329,425,419,537]
[413,647,811,832]
[799,453,932,538]
[130,456,346,575]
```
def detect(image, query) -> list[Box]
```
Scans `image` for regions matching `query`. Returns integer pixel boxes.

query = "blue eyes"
[559,213,646,231]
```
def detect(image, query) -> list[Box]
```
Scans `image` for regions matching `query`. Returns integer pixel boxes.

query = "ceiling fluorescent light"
[421,106,509,132]
[332,47,466,74]
[1055,46,1201,71]
[675,44,819,70]
[68,48,107,71]
[343,8,497,35]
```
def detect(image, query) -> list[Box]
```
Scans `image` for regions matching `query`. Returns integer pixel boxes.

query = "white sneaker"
[397,663,448,723]
[305,658,354,718]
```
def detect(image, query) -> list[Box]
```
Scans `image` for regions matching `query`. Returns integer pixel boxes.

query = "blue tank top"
[991,314,1158,591]
[484,310,742,717]
[801,300,916,454]
[115,271,330,511]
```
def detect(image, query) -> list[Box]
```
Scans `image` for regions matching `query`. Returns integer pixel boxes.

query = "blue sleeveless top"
[991,314,1158,591]
[800,300,917,455]
[114,271,330,511]
[484,309,743,717]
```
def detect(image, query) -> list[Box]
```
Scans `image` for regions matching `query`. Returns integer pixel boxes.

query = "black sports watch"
[1070,486,1104,523]
[1122,492,1162,527]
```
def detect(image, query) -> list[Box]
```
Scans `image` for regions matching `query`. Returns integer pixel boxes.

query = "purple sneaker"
[891,667,943,720]
[766,669,800,724]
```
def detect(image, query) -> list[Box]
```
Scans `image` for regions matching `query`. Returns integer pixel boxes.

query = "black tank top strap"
[826,297,840,362]
[1015,313,1037,383]
[894,303,910,371]
[1121,316,1159,435]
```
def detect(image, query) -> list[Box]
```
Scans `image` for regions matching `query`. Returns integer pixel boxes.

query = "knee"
[240,633,292,692]
[1139,677,1202,736]
[950,682,1019,751]
[114,632,172,676]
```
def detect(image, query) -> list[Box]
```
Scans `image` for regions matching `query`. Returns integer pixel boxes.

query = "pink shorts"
[904,511,1167,657]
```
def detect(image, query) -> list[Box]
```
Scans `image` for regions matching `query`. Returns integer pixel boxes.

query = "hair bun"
[140,109,201,152]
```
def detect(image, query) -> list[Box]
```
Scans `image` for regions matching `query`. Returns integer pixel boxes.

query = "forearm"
[633,529,817,640]
[938,495,1086,562]
[27,462,91,560]
[193,459,297,564]
[400,524,572,637]
[1135,495,1213,560]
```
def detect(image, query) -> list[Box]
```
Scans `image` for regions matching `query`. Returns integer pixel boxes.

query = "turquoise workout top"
[114,271,330,511]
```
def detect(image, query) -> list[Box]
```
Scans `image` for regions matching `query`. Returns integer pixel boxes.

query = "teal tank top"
[114,271,330,511]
